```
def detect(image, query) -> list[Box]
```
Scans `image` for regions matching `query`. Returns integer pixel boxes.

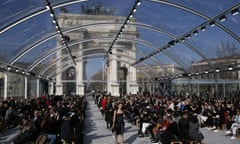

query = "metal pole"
[4,72,8,100]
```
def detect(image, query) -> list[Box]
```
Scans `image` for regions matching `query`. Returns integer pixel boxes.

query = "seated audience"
[14,115,39,144]
[188,113,206,144]
[225,109,240,139]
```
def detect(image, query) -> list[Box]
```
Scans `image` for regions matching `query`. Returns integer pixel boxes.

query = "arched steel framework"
[0,0,239,80]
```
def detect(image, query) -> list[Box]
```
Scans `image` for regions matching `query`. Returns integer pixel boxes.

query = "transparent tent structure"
[0,0,239,98]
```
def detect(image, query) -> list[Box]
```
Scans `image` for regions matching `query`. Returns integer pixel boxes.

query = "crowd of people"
[0,95,87,144]
[95,93,240,144]
[0,92,239,144]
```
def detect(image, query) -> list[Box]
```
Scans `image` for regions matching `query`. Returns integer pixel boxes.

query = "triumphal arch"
[53,4,138,96]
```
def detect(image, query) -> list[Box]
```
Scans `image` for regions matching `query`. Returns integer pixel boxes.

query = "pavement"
[83,97,240,144]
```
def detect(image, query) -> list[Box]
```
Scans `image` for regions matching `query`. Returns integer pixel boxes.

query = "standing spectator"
[61,112,79,143]
[105,98,112,129]
[101,96,107,115]
[33,110,42,132]
[178,111,189,143]
[188,113,206,144]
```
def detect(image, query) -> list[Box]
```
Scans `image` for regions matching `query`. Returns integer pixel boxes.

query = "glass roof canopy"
[0,0,239,80]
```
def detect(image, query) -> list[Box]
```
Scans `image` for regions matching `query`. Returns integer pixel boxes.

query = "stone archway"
[54,12,138,96]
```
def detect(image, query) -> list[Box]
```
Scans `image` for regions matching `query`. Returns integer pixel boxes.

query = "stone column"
[126,43,138,95]
[24,76,28,99]
[55,41,63,95]
[48,81,54,95]
[55,72,63,95]
[107,49,119,96]
[76,61,85,96]
[238,59,240,90]
[4,72,8,100]
[127,65,139,95]
[36,78,40,97]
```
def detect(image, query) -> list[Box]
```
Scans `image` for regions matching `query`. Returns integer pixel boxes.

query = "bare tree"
[88,69,105,91]
[217,40,237,57]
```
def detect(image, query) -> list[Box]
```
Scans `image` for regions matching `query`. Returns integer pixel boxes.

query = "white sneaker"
[225,130,232,135]
[213,129,219,132]
[230,136,236,140]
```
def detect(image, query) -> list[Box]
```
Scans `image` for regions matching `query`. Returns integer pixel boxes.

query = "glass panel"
[163,44,203,71]
[44,58,73,77]
[7,72,25,97]
[52,0,134,17]
[135,1,205,36]
[15,39,57,69]
[154,52,181,67]
[0,71,4,97]
[32,53,57,74]
[167,0,239,17]
[0,0,44,29]
[186,25,240,59]
[136,43,155,57]
[0,12,55,63]
[137,27,172,48]
[220,13,240,37]
[28,76,37,98]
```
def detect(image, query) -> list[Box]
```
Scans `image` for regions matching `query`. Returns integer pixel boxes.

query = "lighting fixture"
[175,40,179,45]
[209,21,215,27]
[186,34,191,39]
[228,66,233,71]
[215,69,220,73]
[200,26,206,32]
[45,0,77,66]
[180,38,185,42]
[7,67,11,71]
[193,30,198,36]
[137,0,141,6]
[129,14,133,18]
[231,8,239,16]
[219,15,227,22]
[120,30,123,35]
[168,40,175,46]
[133,8,137,13]
[105,0,141,60]
[205,70,208,74]
[46,5,50,10]
[50,13,54,17]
